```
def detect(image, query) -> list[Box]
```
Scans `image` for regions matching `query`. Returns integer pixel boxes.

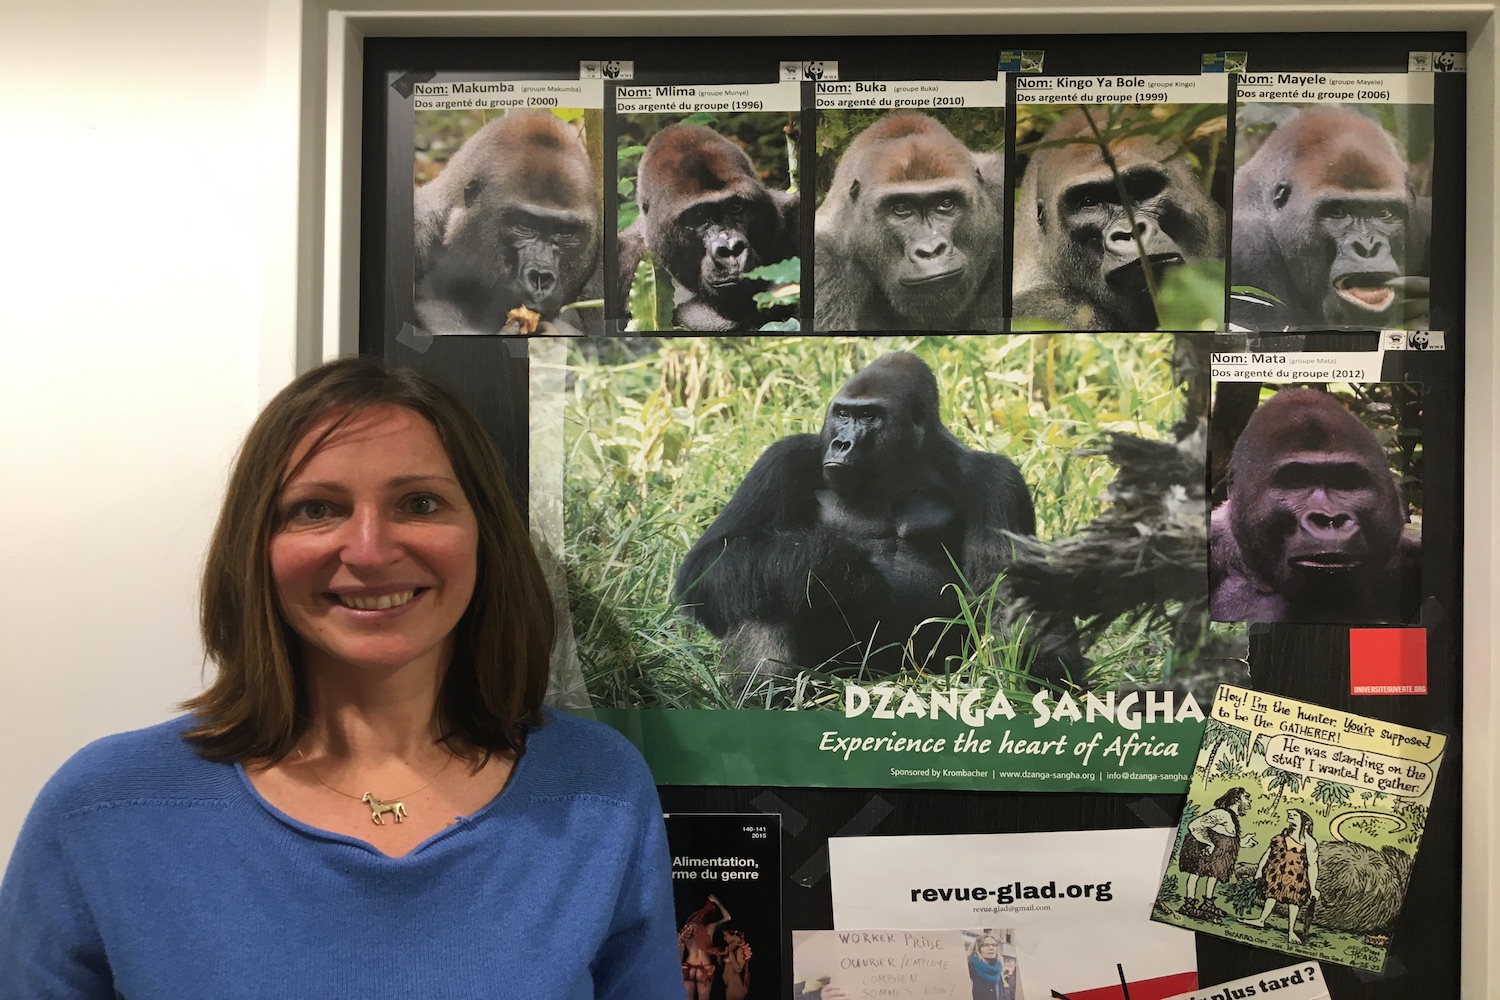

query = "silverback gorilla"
[618,124,799,331]
[414,110,602,335]
[1210,389,1421,623]
[675,353,1085,685]
[1231,107,1427,330]
[1012,109,1224,330]
[814,113,1006,331]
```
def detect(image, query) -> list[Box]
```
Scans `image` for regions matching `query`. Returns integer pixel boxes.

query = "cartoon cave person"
[1177,786,1258,921]
[1243,807,1321,944]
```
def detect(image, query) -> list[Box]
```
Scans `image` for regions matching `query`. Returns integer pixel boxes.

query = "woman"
[968,931,1014,1000]
[1177,786,1257,921]
[0,358,682,998]
[715,925,752,1000]
[679,894,730,1000]
[1243,808,1321,944]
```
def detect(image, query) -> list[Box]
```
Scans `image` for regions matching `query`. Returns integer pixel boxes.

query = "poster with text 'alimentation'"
[532,333,1231,792]
[1153,686,1446,973]
[828,827,1197,1000]
[666,813,781,1000]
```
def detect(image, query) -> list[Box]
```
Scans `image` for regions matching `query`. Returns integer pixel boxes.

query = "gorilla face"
[669,190,776,310]
[1053,160,1197,328]
[414,110,601,335]
[815,113,1006,332]
[1303,191,1408,324]
[478,202,595,318]
[819,355,935,491]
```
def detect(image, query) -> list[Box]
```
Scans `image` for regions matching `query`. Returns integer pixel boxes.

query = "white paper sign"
[1160,962,1330,1000]
[793,928,1023,1000]
[830,827,1196,1000]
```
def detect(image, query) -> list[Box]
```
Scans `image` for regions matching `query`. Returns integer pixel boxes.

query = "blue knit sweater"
[0,709,682,999]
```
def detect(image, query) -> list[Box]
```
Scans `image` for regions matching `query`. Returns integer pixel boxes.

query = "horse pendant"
[361,792,409,825]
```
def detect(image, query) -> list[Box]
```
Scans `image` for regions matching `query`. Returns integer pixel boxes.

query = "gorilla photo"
[1230,105,1433,331]
[617,115,800,332]
[673,351,1083,686]
[557,334,1197,710]
[413,109,604,336]
[1209,386,1422,624]
[813,110,1007,332]
[1012,104,1227,331]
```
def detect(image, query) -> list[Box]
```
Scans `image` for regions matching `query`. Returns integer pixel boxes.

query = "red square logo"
[1350,628,1428,695]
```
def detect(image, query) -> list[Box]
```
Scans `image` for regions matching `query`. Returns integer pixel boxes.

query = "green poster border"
[588,708,1206,793]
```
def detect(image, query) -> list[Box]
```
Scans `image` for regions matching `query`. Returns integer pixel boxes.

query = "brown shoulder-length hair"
[182,356,555,763]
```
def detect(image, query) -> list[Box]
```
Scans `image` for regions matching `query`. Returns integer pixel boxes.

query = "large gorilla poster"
[531,334,1224,792]
[412,81,605,336]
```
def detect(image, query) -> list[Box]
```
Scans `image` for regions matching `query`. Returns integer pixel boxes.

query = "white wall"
[0,0,282,860]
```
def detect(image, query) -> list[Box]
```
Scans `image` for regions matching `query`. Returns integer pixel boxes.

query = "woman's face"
[978,938,999,960]
[269,405,479,679]
[1287,811,1303,835]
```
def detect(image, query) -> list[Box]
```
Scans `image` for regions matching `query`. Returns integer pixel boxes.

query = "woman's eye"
[288,500,333,523]
[406,495,443,515]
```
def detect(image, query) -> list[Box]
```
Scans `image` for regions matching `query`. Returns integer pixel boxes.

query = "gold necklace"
[295,748,453,826]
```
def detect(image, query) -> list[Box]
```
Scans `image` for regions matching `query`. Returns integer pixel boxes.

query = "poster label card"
[1159,962,1330,1000]
[1014,74,1229,104]
[829,827,1197,1000]
[1153,685,1447,973]
[1010,82,1228,331]
[793,927,1021,1000]
[411,78,604,111]
[1237,72,1434,104]
[1210,351,1386,382]
[815,80,1007,110]
[412,85,605,337]
[667,813,782,999]
[1207,377,1424,625]
[536,333,1215,792]
[615,82,801,114]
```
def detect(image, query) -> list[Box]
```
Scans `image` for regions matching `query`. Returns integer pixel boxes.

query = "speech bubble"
[1263,734,1434,797]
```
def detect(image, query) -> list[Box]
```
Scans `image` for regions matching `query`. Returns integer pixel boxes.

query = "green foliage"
[1220,875,1263,917]
[1311,779,1353,817]
[1155,261,1226,331]
[559,334,1187,708]
[1157,870,1183,906]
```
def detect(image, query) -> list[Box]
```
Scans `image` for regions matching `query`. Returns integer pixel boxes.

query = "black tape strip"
[391,70,438,99]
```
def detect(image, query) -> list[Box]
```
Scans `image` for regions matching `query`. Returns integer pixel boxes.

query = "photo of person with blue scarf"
[968,931,1018,1000]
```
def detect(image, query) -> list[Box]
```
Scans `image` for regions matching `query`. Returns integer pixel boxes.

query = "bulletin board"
[361,31,1465,1000]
